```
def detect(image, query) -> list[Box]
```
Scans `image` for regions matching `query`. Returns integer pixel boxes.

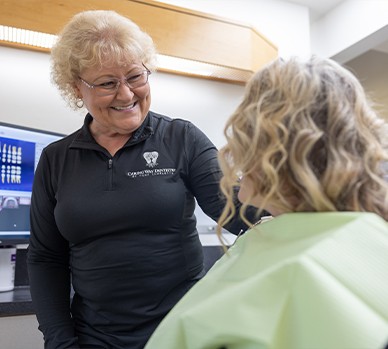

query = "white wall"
[0,46,245,149]
[0,46,82,134]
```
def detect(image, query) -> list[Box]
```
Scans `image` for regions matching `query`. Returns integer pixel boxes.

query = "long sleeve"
[27,150,79,349]
[183,123,259,234]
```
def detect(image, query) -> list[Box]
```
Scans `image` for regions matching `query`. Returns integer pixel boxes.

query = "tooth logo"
[143,151,159,168]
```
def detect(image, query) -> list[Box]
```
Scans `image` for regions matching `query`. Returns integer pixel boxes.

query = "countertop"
[0,286,35,317]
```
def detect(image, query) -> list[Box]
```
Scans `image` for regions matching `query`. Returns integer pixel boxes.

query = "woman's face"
[75,61,151,137]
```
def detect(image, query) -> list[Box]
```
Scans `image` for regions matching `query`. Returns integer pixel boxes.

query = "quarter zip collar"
[69,112,154,151]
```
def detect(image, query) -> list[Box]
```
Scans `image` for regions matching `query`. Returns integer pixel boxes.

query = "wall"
[345,50,388,121]
[0,46,246,149]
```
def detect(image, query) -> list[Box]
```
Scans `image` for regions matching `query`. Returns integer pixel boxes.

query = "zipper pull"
[108,159,113,169]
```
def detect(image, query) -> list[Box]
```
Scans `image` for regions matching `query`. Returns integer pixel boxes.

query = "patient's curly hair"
[218,56,388,228]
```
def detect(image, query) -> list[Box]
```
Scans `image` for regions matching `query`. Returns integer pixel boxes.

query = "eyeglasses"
[79,64,151,96]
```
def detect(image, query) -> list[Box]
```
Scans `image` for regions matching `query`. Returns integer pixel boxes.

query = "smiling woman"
[27,9,259,349]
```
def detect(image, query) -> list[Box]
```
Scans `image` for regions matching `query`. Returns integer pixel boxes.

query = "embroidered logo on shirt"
[143,151,159,168]
[127,151,176,178]
[127,168,176,178]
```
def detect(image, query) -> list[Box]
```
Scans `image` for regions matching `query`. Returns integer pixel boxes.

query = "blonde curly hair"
[218,56,388,229]
[50,10,157,109]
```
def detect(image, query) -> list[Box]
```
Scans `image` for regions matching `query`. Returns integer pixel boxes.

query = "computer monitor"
[0,122,64,246]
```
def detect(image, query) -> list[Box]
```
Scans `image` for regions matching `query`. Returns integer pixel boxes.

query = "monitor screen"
[0,122,64,246]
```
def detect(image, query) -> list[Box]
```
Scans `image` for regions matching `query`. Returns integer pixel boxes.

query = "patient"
[145,56,388,349]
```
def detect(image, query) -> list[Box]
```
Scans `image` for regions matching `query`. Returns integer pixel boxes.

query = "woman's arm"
[184,123,260,235]
[27,150,79,349]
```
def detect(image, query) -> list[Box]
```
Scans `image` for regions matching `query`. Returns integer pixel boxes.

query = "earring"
[76,98,84,108]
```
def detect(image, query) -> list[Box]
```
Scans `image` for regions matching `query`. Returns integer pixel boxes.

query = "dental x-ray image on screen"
[0,122,64,246]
